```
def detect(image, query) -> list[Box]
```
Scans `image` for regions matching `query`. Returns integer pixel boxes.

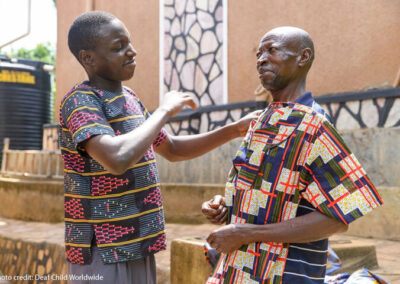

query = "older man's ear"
[298,47,313,68]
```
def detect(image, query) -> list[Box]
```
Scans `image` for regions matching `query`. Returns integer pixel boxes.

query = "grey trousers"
[67,246,156,284]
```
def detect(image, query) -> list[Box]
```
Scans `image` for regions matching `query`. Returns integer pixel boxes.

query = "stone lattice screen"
[162,0,226,106]
[163,88,400,135]
[317,88,400,130]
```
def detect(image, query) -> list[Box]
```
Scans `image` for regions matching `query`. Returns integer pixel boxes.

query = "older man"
[202,27,382,283]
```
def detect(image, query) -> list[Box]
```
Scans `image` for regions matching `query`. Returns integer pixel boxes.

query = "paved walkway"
[0,218,399,283]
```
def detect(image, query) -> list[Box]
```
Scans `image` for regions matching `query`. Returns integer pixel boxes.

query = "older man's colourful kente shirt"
[207,93,382,284]
[59,81,167,264]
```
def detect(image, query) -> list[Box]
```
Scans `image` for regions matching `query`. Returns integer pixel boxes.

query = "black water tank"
[0,55,52,164]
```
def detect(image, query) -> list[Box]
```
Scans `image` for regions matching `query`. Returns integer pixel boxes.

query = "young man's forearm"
[84,107,171,174]
[161,122,241,161]
[157,110,260,161]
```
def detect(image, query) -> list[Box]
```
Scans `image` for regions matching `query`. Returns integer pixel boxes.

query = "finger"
[248,110,262,118]
[207,215,220,223]
[183,98,197,110]
[206,234,214,244]
[202,200,219,213]
[207,216,223,225]
[211,218,223,224]
[201,201,212,211]
[219,212,228,223]
[211,203,225,217]
[202,205,219,215]
[215,207,227,222]
[211,195,224,207]
[209,203,220,210]
[215,205,226,218]
[204,211,219,219]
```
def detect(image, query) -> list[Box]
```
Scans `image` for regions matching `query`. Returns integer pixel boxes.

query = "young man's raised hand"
[160,91,197,117]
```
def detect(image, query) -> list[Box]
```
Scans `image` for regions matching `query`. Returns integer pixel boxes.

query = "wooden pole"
[1,138,10,174]
[394,66,400,87]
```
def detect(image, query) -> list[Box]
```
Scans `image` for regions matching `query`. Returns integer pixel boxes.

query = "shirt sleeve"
[299,120,383,225]
[60,90,115,151]
[138,97,168,148]
[153,128,168,147]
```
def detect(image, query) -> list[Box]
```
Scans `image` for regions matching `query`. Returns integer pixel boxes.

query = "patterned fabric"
[207,95,382,283]
[59,81,168,264]
[285,93,334,283]
[325,268,388,284]
[325,246,342,276]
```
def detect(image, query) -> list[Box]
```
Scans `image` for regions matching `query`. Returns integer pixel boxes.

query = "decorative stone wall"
[163,0,226,106]
[40,88,400,138]
[164,87,400,135]
[0,237,67,284]
[318,88,400,130]
[165,101,256,135]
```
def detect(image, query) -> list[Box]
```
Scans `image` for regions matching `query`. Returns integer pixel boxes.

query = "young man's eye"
[112,43,123,51]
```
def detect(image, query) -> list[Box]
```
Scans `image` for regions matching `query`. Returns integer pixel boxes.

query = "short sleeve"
[60,90,115,149]
[151,127,167,147]
[128,91,168,148]
[299,121,383,225]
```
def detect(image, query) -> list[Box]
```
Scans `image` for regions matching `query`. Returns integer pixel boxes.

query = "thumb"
[210,195,225,207]
[209,203,220,209]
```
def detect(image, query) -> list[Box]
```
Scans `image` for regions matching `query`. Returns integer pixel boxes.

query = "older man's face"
[256,32,300,93]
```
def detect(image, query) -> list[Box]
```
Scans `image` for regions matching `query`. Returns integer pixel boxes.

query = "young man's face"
[90,19,137,82]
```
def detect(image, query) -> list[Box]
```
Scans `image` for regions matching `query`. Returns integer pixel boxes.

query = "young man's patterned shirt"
[59,82,167,264]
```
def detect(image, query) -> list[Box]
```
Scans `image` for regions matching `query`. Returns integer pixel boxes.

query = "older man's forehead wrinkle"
[259,37,285,51]
[261,33,283,43]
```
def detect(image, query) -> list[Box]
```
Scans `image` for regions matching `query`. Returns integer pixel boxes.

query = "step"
[0,270,11,284]
[170,237,378,284]
[0,218,399,284]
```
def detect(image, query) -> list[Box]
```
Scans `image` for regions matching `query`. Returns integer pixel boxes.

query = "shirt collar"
[294,92,314,108]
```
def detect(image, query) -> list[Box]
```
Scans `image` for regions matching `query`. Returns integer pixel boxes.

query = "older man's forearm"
[239,211,348,244]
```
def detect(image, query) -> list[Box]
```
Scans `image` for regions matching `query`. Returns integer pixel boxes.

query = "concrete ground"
[0,218,399,283]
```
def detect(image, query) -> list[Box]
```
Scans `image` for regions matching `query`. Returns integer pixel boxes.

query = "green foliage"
[5,42,55,65]
[0,42,57,122]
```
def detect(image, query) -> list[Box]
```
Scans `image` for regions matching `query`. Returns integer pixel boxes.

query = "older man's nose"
[257,54,268,67]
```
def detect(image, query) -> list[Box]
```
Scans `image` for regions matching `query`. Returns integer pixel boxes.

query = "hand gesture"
[234,110,263,137]
[207,224,244,254]
[160,91,197,117]
[201,195,228,225]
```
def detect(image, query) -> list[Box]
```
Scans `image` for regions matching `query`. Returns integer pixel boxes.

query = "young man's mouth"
[124,58,136,66]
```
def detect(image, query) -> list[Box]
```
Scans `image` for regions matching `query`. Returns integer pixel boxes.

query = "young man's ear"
[297,48,312,67]
[79,50,95,69]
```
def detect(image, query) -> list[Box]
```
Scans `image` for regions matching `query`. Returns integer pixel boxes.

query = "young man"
[202,26,383,283]
[60,11,258,283]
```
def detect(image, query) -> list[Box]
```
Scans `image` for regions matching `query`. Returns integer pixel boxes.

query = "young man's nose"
[127,45,137,57]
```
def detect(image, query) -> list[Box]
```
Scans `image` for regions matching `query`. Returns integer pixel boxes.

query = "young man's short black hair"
[68,10,116,61]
